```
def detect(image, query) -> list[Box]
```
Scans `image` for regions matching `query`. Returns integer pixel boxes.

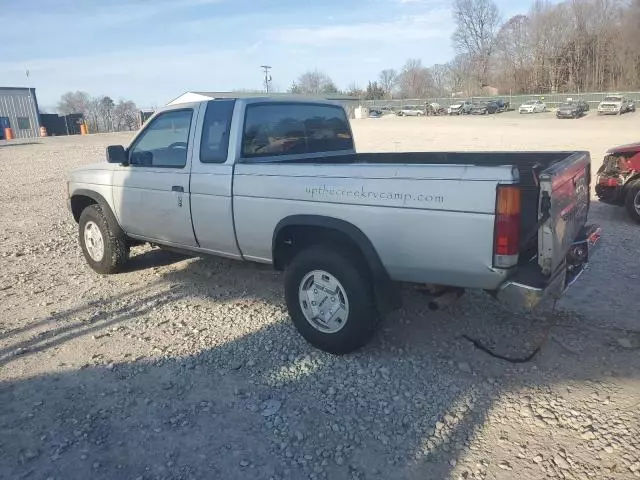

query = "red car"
[596,142,640,223]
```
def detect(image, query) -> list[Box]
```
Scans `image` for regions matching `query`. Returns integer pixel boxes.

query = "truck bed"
[247,151,586,259]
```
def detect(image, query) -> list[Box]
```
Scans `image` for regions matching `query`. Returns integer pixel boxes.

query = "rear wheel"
[284,245,379,354]
[625,180,640,224]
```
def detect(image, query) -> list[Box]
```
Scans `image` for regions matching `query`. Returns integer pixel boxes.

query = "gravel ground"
[1,112,639,480]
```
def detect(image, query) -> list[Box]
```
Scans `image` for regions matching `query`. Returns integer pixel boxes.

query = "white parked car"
[397,105,425,116]
[597,95,636,115]
[519,100,546,114]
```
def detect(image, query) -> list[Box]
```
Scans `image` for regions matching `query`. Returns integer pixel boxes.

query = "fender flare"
[273,215,387,278]
[70,189,125,237]
[272,215,399,311]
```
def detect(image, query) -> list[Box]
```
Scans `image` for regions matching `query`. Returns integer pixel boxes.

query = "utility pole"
[261,65,272,94]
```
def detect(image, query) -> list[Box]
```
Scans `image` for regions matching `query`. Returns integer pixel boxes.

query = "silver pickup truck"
[67,97,601,353]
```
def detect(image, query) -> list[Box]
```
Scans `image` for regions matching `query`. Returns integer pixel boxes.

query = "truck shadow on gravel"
[1,254,639,480]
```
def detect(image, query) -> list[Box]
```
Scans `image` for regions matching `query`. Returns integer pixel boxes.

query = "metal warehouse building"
[0,87,41,139]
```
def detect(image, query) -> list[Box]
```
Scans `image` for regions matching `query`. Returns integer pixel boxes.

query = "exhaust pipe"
[428,288,465,311]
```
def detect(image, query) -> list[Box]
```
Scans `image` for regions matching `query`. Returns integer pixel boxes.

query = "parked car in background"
[369,109,383,118]
[471,102,499,115]
[493,99,509,112]
[596,142,640,223]
[556,100,589,119]
[427,103,446,116]
[397,105,425,116]
[597,95,636,115]
[486,101,501,113]
[519,100,546,114]
[448,100,473,115]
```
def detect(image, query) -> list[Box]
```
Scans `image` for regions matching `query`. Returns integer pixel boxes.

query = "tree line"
[57,91,140,133]
[289,0,640,98]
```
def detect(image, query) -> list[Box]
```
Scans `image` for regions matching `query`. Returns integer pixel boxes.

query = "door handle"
[172,186,184,193]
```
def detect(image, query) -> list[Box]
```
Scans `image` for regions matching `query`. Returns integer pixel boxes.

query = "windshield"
[604,96,622,102]
[560,103,574,108]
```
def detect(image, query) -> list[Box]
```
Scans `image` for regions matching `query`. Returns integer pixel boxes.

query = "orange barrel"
[4,128,14,140]
[80,124,88,135]
[40,126,48,137]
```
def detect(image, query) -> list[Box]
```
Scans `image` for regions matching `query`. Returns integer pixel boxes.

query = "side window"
[242,103,353,158]
[129,109,192,168]
[200,100,236,163]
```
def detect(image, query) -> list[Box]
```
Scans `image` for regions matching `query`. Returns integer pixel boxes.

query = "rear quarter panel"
[233,163,516,290]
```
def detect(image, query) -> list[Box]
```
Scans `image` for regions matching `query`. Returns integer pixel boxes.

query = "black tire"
[284,245,379,354]
[624,180,640,224]
[78,204,129,274]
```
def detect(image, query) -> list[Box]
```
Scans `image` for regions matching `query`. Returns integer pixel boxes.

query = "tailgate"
[538,152,591,276]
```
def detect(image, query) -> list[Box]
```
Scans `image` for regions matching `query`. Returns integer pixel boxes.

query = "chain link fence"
[361,91,640,111]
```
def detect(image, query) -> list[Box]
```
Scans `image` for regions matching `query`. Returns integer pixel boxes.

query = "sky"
[1,0,537,109]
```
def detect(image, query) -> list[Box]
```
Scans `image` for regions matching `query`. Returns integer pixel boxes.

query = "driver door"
[112,107,199,247]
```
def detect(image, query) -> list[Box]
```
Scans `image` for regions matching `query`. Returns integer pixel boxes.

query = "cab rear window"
[241,103,353,158]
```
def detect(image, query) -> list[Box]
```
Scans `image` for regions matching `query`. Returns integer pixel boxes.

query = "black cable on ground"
[460,301,557,364]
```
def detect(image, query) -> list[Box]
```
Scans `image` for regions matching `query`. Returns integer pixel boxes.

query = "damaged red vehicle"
[596,142,640,223]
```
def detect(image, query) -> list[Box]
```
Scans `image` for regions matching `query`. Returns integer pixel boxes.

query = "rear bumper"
[496,224,602,310]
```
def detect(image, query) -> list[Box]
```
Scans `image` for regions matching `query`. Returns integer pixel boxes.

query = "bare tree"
[494,15,532,93]
[452,0,501,85]
[345,82,364,98]
[289,70,338,95]
[397,59,433,98]
[430,64,451,95]
[446,54,474,94]
[57,92,139,133]
[113,100,139,131]
[365,81,386,100]
[99,96,115,132]
[378,69,398,97]
[57,91,91,116]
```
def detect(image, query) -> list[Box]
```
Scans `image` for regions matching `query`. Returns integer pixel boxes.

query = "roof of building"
[0,86,35,92]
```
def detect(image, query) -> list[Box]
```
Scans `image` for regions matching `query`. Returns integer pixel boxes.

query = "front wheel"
[284,245,379,354]
[78,204,129,274]
[625,180,640,224]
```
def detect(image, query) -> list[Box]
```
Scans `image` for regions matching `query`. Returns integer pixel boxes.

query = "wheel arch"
[272,215,400,313]
[71,189,125,238]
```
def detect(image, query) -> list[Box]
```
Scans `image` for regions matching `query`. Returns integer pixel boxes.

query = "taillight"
[598,176,620,187]
[494,186,521,268]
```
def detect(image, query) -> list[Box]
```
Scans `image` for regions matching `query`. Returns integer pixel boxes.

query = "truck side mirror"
[106,145,129,165]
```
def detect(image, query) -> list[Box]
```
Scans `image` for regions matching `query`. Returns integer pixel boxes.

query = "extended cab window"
[129,109,192,168]
[242,103,353,158]
[200,99,235,163]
